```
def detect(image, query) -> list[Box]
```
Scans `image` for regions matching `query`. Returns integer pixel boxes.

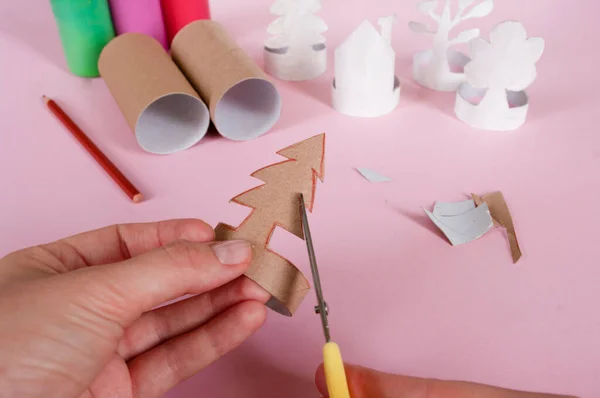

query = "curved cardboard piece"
[99,33,209,154]
[108,0,167,49]
[472,192,522,263]
[171,21,282,141]
[215,133,326,316]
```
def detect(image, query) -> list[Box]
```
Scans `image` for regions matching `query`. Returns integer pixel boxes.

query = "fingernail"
[211,240,251,265]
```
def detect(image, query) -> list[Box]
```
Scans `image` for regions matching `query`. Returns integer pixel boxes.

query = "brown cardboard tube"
[99,33,210,154]
[171,20,282,141]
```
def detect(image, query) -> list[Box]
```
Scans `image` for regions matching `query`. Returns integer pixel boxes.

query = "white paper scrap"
[409,0,494,91]
[423,201,493,245]
[264,0,328,81]
[433,199,476,217]
[332,15,400,117]
[455,21,545,131]
[356,168,392,183]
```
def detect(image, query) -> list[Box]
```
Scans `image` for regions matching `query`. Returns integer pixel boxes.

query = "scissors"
[300,194,351,398]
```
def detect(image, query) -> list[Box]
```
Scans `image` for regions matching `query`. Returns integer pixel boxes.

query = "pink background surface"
[1,0,599,397]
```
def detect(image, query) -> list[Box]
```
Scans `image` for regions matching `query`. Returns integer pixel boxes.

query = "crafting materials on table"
[161,0,211,45]
[43,96,143,203]
[49,0,115,77]
[215,134,326,316]
[300,194,350,398]
[98,33,210,155]
[171,20,282,141]
[108,0,168,49]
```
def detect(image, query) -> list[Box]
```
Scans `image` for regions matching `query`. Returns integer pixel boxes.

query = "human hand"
[0,219,270,398]
[315,364,576,398]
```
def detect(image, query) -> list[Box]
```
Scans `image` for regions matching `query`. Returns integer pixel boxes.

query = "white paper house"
[332,16,400,117]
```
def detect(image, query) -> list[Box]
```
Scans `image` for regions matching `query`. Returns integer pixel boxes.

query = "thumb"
[315,363,575,398]
[56,239,253,327]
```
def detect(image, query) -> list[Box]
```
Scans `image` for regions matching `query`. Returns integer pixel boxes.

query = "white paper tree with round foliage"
[455,21,545,131]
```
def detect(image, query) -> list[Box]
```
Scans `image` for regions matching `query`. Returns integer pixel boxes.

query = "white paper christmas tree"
[455,21,545,131]
[409,0,494,91]
[264,0,328,81]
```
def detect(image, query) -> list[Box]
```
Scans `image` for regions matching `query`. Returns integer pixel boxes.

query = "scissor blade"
[299,194,331,342]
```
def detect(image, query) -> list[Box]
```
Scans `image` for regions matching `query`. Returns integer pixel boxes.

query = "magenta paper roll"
[108,0,167,49]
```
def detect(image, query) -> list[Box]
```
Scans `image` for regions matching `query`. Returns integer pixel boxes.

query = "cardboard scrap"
[171,20,282,141]
[472,192,522,263]
[455,21,545,131]
[215,134,326,316]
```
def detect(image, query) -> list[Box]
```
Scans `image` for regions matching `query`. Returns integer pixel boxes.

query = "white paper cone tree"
[264,0,328,81]
[409,0,494,91]
[455,21,545,131]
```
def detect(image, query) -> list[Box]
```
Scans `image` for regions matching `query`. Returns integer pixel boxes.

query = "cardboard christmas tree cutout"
[215,133,326,316]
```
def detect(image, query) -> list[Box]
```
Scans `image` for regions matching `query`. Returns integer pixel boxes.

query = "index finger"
[42,219,214,270]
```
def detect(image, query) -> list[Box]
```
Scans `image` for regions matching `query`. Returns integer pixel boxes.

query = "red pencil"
[43,95,143,203]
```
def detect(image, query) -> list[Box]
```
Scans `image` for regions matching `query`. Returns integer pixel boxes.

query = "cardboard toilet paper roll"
[171,21,282,141]
[109,0,168,49]
[99,33,210,154]
[50,0,115,77]
[160,0,211,45]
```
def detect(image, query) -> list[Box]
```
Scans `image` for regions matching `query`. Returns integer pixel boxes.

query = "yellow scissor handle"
[323,342,350,398]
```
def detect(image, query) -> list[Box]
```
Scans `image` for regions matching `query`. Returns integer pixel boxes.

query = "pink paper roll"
[108,0,167,49]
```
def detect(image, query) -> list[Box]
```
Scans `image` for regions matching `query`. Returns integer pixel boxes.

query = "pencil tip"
[42,95,50,104]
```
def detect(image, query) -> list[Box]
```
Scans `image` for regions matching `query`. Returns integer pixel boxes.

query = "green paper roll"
[50,0,115,77]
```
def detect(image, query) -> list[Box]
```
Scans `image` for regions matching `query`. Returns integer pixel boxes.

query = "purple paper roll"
[108,0,167,49]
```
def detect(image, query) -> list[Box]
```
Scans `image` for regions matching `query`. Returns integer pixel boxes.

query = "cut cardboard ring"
[135,92,209,154]
[455,83,529,131]
[263,44,327,81]
[213,77,281,141]
[332,76,401,118]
